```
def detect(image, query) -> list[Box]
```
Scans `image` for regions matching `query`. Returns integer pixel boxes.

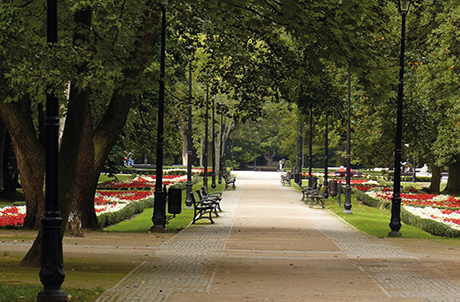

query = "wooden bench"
[196,189,220,216]
[305,184,327,208]
[281,171,293,186]
[301,182,318,201]
[201,186,222,212]
[189,192,217,224]
[223,174,236,190]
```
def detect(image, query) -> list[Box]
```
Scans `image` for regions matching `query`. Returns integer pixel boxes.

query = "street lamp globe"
[399,0,411,13]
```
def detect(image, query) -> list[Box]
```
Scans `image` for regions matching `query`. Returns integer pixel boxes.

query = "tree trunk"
[74,103,98,228]
[0,133,21,200]
[73,90,135,229]
[20,6,93,266]
[444,157,460,195]
[0,124,5,189]
[429,163,441,194]
[0,98,46,229]
[17,4,160,267]
[180,116,187,165]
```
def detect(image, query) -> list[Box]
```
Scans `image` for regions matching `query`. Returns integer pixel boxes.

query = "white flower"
[404,206,460,231]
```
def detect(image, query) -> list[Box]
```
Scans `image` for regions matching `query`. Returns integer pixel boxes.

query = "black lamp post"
[295,116,303,186]
[211,95,216,190]
[231,124,234,171]
[308,108,314,187]
[151,0,169,231]
[254,130,258,171]
[344,71,353,214]
[219,103,226,182]
[203,77,209,189]
[37,0,68,301]
[389,0,412,237]
[299,120,304,185]
[323,112,329,198]
[296,115,300,174]
[185,44,194,208]
[302,122,306,170]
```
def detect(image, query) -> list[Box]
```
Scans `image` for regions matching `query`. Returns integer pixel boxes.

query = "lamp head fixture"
[186,44,195,60]
[160,0,168,6]
[399,0,411,14]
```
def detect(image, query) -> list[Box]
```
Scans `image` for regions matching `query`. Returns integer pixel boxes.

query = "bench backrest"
[196,189,205,201]
[188,192,197,206]
[201,186,209,196]
[321,184,328,194]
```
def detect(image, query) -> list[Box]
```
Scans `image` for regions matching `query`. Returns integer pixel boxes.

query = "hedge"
[352,188,391,210]
[401,207,460,237]
[97,197,154,229]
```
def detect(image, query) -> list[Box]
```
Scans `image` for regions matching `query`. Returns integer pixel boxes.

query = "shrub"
[97,197,154,229]
[284,160,292,170]
[401,207,460,237]
[353,188,391,210]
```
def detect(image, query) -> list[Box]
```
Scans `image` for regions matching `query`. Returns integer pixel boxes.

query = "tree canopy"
[3,0,460,267]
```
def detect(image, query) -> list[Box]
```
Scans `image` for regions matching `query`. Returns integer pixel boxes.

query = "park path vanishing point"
[95,171,460,302]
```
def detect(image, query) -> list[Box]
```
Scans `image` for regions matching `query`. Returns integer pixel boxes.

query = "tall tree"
[0,0,162,266]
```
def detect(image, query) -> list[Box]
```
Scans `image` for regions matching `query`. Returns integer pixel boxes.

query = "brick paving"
[95,171,460,302]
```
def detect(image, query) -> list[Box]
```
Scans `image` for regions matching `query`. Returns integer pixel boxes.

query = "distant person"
[420,163,429,173]
[278,160,283,172]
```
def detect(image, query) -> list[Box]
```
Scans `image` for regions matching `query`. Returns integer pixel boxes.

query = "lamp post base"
[343,210,353,214]
[37,289,68,302]
[388,230,402,237]
[150,225,166,232]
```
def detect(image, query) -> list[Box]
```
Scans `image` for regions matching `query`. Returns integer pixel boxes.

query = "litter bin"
[168,188,182,214]
[328,180,338,197]
[309,176,317,188]
[294,173,301,184]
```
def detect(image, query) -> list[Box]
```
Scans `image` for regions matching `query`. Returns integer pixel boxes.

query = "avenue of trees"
[1,0,460,266]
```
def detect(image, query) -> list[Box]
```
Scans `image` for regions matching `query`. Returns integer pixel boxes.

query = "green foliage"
[102,143,126,177]
[118,92,183,167]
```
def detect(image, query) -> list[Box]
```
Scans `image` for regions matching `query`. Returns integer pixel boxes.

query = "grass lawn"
[324,196,439,239]
[0,250,137,302]
[293,181,441,239]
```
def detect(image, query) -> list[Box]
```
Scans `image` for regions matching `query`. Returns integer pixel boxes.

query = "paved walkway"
[94,171,460,302]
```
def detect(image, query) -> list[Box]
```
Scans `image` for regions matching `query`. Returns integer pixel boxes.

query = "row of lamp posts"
[37,1,411,298]
[300,0,412,235]
[151,11,229,223]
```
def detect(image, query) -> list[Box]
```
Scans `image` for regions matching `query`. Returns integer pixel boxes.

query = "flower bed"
[0,206,26,227]
[98,174,188,190]
[94,191,154,216]
[0,173,188,228]
[355,185,460,237]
